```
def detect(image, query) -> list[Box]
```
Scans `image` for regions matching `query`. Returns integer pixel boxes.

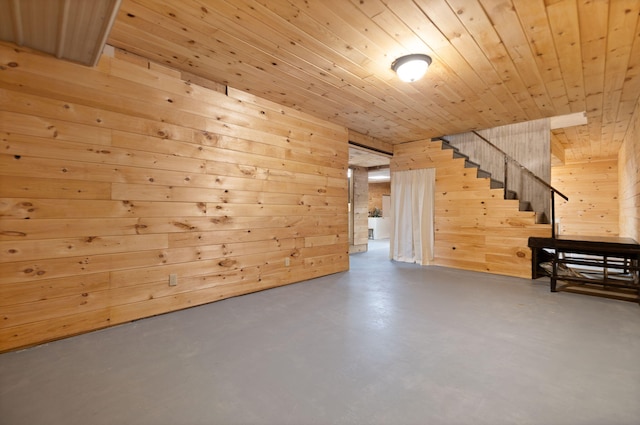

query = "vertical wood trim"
[89,0,122,67]
[55,0,70,59]
[618,96,640,241]
[350,166,369,253]
[10,0,23,45]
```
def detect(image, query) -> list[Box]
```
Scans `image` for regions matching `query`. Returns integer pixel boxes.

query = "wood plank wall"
[392,139,551,278]
[368,182,390,214]
[444,119,551,222]
[0,43,349,352]
[350,166,368,253]
[619,97,640,241]
[551,159,619,237]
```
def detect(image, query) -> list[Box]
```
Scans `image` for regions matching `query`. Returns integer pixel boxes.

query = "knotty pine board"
[350,166,369,253]
[368,182,390,213]
[618,95,640,242]
[0,44,349,352]
[551,158,619,237]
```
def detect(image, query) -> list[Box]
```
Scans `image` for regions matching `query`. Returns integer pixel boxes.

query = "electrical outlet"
[169,273,178,286]
[284,257,290,267]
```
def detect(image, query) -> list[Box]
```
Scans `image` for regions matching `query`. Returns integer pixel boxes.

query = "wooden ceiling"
[2,1,640,163]
[106,0,640,163]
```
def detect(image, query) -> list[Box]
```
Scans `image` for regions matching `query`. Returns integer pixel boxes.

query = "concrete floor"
[1,239,639,425]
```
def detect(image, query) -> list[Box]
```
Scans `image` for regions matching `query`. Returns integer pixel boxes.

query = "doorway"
[348,145,391,254]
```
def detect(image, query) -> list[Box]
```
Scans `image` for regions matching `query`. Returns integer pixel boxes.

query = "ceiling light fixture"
[391,54,432,83]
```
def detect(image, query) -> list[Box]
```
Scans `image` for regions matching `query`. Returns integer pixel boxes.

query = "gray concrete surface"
[1,239,639,425]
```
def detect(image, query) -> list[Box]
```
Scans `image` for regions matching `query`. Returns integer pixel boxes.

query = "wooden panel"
[351,166,369,252]
[618,96,640,241]
[551,158,619,237]
[0,175,112,200]
[0,272,110,306]
[368,182,390,214]
[0,309,112,353]
[0,44,349,352]
[0,234,168,262]
[392,138,551,278]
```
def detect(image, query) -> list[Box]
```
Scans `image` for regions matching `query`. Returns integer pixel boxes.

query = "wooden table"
[528,235,640,303]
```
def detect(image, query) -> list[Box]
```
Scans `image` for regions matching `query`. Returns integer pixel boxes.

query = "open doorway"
[348,145,391,254]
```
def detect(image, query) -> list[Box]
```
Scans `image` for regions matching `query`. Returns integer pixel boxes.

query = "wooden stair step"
[477,169,491,179]
[435,137,544,225]
[464,159,480,169]
[519,200,532,211]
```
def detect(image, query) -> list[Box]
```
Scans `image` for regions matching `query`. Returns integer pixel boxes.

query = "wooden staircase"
[392,137,553,278]
[436,137,544,223]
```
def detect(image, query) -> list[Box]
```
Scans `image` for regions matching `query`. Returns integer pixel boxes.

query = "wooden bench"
[528,236,640,303]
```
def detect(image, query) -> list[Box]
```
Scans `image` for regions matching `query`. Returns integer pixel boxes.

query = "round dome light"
[391,54,432,83]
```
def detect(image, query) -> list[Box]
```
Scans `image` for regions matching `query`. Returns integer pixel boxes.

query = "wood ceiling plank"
[600,89,621,145]
[578,0,608,155]
[107,0,640,155]
[478,0,556,117]
[380,0,525,128]
[368,7,487,127]
[408,2,528,127]
[149,0,440,139]
[512,0,570,115]
[619,17,640,104]
[441,0,536,121]
[612,1,640,145]
[241,0,373,78]
[230,0,406,103]
[600,0,639,149]
[374,10,503,132]
[110,4,365,125]
[291,0,466,135]
[264,0,463,136]
[129,0,340,91]
[242,3,468,137]
[255,0,381,73]
[576,124,593,160]
[547,0,586,113]
[603,0,637,96]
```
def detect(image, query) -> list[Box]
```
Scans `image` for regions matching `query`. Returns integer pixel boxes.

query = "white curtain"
[390,168,435,265]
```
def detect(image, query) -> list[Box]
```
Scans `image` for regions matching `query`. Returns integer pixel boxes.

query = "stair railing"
[471,130,568,238]
[445,131,568,238]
